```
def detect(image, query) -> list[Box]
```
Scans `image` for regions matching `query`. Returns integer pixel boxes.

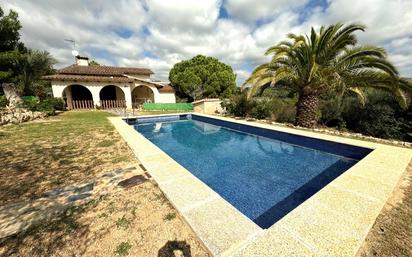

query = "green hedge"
[143,103,193,111]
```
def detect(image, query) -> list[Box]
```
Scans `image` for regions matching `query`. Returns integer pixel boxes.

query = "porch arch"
[99,85,126,108]
[99,85,125,101]
[132,85,156,107]
[63,84,93,100]
[63,84,94,109]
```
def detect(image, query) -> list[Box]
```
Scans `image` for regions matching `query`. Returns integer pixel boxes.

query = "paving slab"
[183,198,261,257]
[231,224,322,257]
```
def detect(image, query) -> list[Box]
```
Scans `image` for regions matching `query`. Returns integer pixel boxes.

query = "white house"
[45,55,176,109]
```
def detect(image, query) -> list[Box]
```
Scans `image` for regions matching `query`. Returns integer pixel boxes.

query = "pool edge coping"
[109,113,412,257]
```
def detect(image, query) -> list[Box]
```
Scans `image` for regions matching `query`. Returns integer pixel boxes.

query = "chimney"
[76,55,89,66]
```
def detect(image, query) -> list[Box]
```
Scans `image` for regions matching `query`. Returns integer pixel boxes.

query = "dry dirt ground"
[0,111,210,257]
[357,160,412,257]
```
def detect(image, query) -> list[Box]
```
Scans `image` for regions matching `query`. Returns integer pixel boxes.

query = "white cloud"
[224,0,309,23]
[303,0,412,77]
[145,0,220,32]
[3,0,147,67]
[2,0,412,84]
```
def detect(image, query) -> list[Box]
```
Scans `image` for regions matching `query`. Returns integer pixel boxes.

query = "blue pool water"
[131,115,370,228]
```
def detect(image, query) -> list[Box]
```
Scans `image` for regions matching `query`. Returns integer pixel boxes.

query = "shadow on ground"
[158,240,192,257]
[0,199,111,257]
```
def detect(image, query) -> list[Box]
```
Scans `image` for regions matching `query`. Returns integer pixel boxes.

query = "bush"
[223,92,297,122]
[21,96,40,110]
[324,90,412,141]
[250,99,274,119]
[342,96,405,140]
[0,95,8,108]
[22,96,64,115]
[45,97,65,111]
[319,96,346,129]
[275,101,296,123]
[222,93,255,117]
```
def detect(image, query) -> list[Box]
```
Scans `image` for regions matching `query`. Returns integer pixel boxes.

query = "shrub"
[22,96,65,115]
[0,95,8,108]
[250,99,274,119]
[115,242,132,256]
[222,93,255,117]
[21,96,40,110]
[342,98,405,140]
[275,102,296,123]
[319,96,346,129]
[223,92,297,122]
[338,91,411,141]
[45,97,65,111]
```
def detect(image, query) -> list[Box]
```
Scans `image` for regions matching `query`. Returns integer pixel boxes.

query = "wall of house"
[157,92,176,103]
[51,80,177,108]
[51,81,132,108]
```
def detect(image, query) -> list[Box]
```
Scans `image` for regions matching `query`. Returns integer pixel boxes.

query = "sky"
[3,0,412,84]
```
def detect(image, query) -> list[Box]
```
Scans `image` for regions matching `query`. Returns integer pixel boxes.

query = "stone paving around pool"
[0,166,147,240]
[110,113,412,257]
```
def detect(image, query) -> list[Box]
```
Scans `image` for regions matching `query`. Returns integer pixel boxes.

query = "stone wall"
[193,99,224,114]
[0,108,47,125]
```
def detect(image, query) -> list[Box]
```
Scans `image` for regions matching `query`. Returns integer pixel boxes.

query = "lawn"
[0,111,210,257]
[0,111,134,205]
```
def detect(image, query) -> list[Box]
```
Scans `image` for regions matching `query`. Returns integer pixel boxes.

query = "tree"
[16,50,56,98]
[0,6,26,102]
[0,5,56,100]
[89,60,100,66]
[246,23,412,127]
[169,55,236,101]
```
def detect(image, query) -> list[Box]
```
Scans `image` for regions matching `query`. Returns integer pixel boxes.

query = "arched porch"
[63,84,94,109]
[99,85,126,108]
[131,85,155,108]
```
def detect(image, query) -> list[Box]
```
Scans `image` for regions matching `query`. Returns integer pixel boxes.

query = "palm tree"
[245,23,412,128]
[17,50,56,96]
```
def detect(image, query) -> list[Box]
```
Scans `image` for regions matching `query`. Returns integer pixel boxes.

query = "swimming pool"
[130,114,372,228]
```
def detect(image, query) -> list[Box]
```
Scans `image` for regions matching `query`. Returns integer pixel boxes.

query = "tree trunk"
[1,83,22,105]
[295,90,319,128]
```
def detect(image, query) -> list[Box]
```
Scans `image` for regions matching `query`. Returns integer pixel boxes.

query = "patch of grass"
[152,192,167,204]
[58,159,73,165]
[0,111,135,206]
[98,212,108,219]
[97,140,114,147]
[115,215,130,230]
[115,241,132,256]
[164,212,176,221]
[111,156,130,164]
[131,207,137,217]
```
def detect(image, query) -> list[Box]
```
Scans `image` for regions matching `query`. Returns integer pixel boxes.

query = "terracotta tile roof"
[158,84,175,93]
[58,64,154,76]
[43,74,135,83]
[45,65,174,93]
